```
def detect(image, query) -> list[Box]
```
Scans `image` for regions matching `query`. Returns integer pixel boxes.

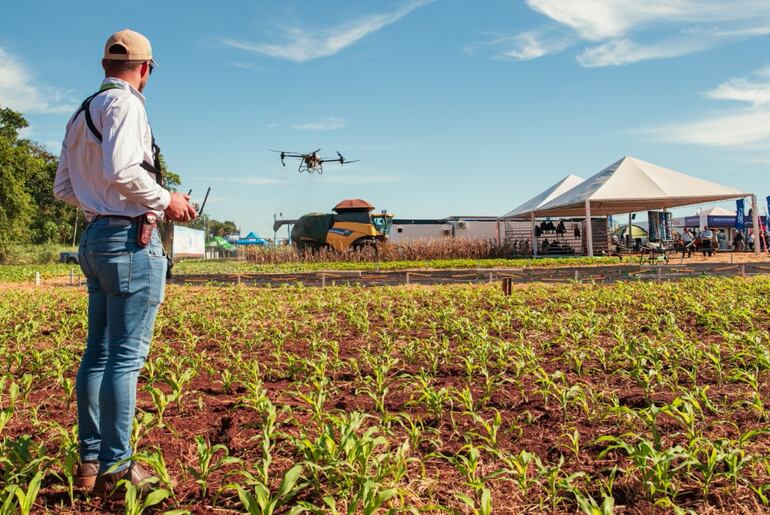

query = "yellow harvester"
[289,199,393,253]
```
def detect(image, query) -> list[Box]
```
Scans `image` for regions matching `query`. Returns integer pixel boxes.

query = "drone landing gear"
[298,163,323,175]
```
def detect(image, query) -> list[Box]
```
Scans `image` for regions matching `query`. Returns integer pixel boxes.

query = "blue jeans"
[76,217,166,473]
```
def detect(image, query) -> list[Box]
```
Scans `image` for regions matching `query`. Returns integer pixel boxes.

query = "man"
[53,29,196,497]
[700,227,713,257]
[681,228,694,258]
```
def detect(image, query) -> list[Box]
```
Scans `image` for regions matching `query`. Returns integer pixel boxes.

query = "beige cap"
[104,29,157,66]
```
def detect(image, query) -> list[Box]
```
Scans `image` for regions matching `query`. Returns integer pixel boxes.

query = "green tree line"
[0,106,238,261]
[0,107,78,258]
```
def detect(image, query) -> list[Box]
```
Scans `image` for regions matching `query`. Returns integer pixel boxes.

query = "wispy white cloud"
[704,67,770,106]
[228,61,264,71]
[465,29,573,61]
[642,109,770,147]
[472,1,770,67]
[289,117,347,131]
[642,66,770,147]
[222,0,432,63]
[576,37,710,67]
[0,47,73,113]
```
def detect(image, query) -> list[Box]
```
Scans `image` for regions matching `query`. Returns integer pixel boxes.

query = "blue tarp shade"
[235,231,267,246]
[684,214,767,228]
[684,216,700,227]
[707,215,766,228]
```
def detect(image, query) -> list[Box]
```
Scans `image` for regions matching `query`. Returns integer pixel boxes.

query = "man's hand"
[164,192,197,222]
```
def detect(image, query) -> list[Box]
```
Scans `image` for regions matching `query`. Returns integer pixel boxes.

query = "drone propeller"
[337,151,359,165]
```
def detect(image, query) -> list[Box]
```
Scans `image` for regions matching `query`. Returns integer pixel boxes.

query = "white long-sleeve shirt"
[54,77,171,221]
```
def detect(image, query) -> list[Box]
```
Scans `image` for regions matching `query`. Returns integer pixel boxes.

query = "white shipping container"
[390,223,452,243]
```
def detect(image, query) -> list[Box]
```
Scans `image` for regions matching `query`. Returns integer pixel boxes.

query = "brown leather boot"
[74,461,99,489]
[92,462,157,499]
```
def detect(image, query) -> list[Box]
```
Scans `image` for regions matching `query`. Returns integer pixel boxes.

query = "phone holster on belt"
[137,212,158,247]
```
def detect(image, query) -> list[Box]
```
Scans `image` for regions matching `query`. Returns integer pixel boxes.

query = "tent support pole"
[627,212,632,248]
[752,194,760,257]
[530,211,537,257]
[585,200,593,257]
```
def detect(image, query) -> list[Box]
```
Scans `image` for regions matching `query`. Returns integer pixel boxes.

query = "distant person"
[748,232,755,251]
[733,231,745,251]
[700,227,713,257]
[682,229,694,257]
[53,29,196,497]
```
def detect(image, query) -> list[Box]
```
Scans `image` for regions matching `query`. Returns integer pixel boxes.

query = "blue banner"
[736,199,745,230]
[765,197,770,231]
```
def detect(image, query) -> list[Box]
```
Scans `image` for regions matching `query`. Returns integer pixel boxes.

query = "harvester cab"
[371,211,393,237]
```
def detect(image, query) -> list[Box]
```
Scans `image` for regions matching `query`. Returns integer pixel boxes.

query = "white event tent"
[531,156,755,256]
[503,174,585,220]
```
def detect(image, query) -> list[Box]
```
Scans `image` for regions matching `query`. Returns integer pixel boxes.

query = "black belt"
[92,214,141,222]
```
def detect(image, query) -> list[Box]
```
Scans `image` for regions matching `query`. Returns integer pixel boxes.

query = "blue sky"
[3,0,770,237]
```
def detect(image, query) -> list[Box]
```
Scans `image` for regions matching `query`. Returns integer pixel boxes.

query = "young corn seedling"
[293,373,333,422]
[455,487,492,515]
[230,464,305,515]
[598,435,691,501]
[47,421,79,505]
[134,448,176,494]
[218,367,236,394]
[321,479,399,515]
[535,456,586,511]
[186,435,241,499]
[164,367,196,411]
[131,410,155,450]
[467,410,503,451]
[570,485,615,515]
[8,470,44,515]
[359,356,398,416]
[663,397,702,441]
[118,478,171,515]
[145,383,177,429]
[0,376,18,433]
[494,449,542,496]
[560,428,581,460]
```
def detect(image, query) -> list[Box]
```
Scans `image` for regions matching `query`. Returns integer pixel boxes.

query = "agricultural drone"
[270,149,359,174]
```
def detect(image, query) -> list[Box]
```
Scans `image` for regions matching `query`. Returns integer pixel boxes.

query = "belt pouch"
[137,213,158,247]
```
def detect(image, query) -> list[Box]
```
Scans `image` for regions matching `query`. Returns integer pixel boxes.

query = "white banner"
[173,225,205,258]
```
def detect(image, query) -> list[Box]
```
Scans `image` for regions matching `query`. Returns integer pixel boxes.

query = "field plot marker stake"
[69,269,74,285]
[501,277,512,296]
[657,267,662,282]
[35,272,41,286]
[406,272,410,285]
[740,264,746,277]
[489,272,494,283]
[574,270,580,282]
[321,273,326,287]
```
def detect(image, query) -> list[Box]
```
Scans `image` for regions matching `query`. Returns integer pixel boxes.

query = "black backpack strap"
[74,83,124,142]
[75,83,164,187]
[139,134,164,187]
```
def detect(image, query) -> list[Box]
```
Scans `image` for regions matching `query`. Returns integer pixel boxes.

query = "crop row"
[1,277,769,512]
